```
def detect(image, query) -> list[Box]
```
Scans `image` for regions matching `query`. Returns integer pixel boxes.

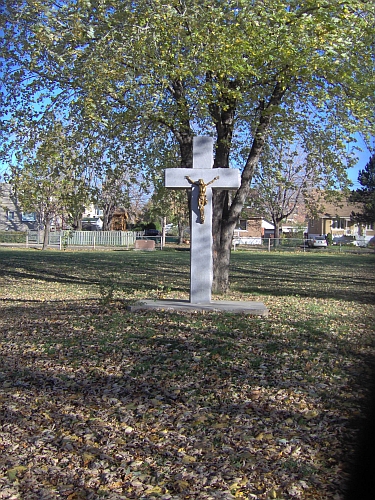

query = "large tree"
[2,0,375,291]
[350,153,375,224]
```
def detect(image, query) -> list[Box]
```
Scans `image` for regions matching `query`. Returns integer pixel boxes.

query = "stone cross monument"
[129,136,268,315]
[165,136,240,303]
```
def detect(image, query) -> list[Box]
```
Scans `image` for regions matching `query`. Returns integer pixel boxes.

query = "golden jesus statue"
[185,175,219,223]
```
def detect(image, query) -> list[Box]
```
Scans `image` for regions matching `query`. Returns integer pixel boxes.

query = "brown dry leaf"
[181,455,197,464]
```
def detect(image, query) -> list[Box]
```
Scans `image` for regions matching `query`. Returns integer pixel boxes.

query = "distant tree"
[93,167,133,231]
[11,122,90,249]
[251,142,317,239]
[147,187,189,244]
[350,154,375,224]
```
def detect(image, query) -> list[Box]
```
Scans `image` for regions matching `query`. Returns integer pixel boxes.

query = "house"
[82,204,103,219]
[307,197,374,246]
[233,216,274,244]
[0,182,38,231]
[236,193,309,240]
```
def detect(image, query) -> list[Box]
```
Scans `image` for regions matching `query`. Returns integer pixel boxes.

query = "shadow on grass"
[230,253,375,304]
[344,356,375,500]
[1,248,374,304]
[0,248,190,296]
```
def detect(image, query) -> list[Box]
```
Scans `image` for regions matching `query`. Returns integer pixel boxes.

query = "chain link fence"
[0,231,373,253]
[232,237,374,253]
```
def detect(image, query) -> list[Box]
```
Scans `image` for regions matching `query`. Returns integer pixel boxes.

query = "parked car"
[332,236,359,246]
[308,236,328,248]
[144,229,160,236]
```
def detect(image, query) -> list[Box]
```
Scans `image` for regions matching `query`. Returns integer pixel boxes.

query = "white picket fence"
[28,230,137,249]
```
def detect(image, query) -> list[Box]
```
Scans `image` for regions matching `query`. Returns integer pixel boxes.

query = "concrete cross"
[165,136,240,303]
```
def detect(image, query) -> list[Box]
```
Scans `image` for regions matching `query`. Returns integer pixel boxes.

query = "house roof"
[261,220,274,229]
[318,198,363,219]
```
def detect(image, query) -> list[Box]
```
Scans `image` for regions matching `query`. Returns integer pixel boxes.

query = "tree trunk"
[73,217,82,231]
[178,220,184,244]
[102,202,114,231]
[211,81,288,293]
[212,200,237,294]
[179,133,193,168]
[274,222,281,240]
[42,218,51,250]
[167,78,194,169]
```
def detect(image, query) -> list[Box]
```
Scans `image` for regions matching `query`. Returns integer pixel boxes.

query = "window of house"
[366,223,374,230]
[236,219,247,231]
[21,212,36,222]
[332,218,347,229]
[7,211,15,221]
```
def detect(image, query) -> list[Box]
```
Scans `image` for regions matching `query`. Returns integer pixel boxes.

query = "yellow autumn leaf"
[193,415,207,425]
[212,422,227,429]
[7,466,27,482]
[268,488,278,499]
[305,410,319,420]
[82,452,96,466]
[145,485,163,495]
[174,479,189,491]
[255,432,273,441]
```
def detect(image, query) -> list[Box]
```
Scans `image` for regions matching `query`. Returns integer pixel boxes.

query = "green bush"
[0,231,27,243]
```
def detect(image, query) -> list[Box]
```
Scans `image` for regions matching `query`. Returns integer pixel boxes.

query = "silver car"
[308,236,328,248]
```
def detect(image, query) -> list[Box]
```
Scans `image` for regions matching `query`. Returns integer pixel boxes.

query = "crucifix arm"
[184,176,195,185]
[206,175,220,186]
[184,175,220,187]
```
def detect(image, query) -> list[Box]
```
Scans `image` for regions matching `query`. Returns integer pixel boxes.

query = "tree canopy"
[1,0,375,288]
[3,0,374,166]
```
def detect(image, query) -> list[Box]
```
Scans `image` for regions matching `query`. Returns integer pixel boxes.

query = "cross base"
[128,299,268,316]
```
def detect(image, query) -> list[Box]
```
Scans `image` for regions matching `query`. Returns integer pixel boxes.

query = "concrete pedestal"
[128,299,268,316]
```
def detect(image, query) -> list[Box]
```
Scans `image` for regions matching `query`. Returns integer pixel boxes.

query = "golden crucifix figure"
[185,175,219,223]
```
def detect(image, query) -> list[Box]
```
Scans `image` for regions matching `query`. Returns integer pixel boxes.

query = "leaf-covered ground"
[0,248,374,499]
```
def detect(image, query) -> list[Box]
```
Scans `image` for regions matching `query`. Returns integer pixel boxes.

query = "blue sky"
[347,136,373,188]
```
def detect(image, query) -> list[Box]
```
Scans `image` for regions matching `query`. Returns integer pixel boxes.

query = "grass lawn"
[0,247,374,499]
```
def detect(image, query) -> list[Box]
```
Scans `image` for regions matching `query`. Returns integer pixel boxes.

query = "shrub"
[0,231,27,243]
